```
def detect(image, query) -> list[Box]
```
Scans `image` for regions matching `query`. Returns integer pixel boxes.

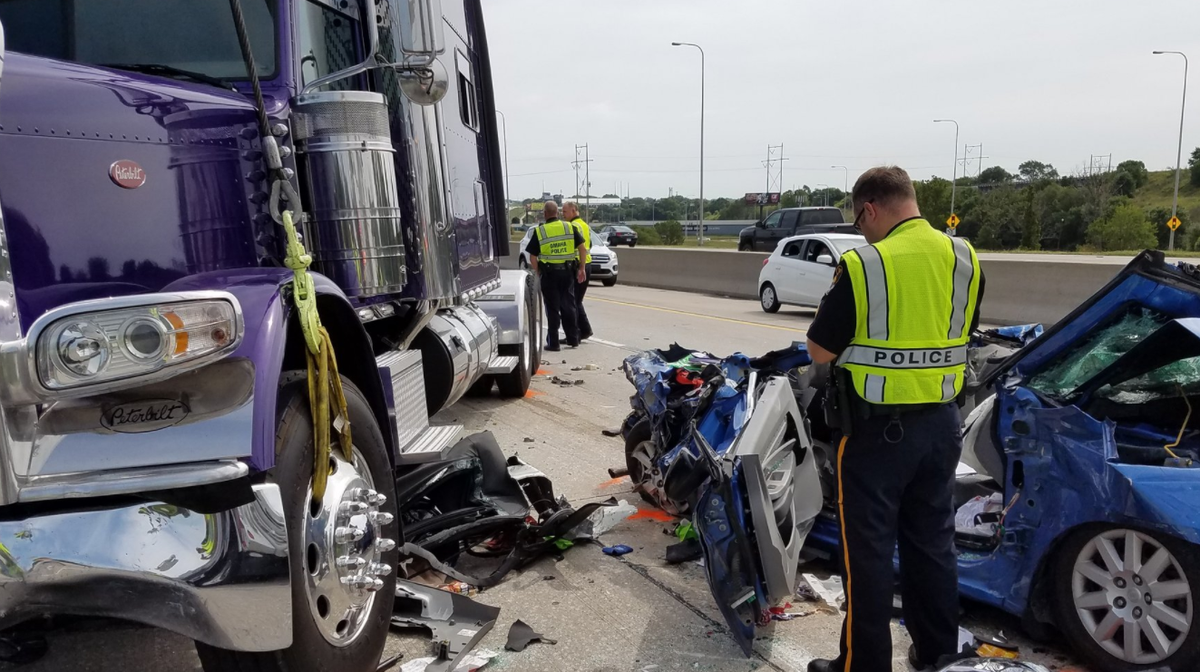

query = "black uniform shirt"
[807,223,986,356]
[524,218,584,258]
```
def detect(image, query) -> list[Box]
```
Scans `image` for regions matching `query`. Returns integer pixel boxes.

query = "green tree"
[914,177,953,228]
[1086,203,1157,251]
[1116,160,1149,189]
[978,166,1013,184]
[970,188,1027,249]
[655,220,684,245]
[1033,184,1088,250]
[1190,148,1200,188]
[1018,160,1059,182]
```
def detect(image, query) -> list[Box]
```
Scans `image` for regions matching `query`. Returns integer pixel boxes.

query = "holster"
[824,367,856,437]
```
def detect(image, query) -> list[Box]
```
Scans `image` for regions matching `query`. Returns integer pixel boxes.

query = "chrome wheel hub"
[1072,529,1192,665]
[303,449,396,647]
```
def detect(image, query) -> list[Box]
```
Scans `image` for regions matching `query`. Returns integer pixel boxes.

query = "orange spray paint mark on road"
[597,476,629,490]
[626,506,676,523]
[536,368,551,376]
[524,389,544,398]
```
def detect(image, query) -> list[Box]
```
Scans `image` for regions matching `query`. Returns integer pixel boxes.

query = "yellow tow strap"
[281,209,353,500]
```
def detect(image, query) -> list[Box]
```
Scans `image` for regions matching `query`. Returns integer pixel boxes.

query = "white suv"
[519,229,619,287]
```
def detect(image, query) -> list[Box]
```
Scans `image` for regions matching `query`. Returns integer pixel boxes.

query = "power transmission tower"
[572,144,594,219]
[962,144,989,178]
[761,143,789,218]
[1087,154,1113,176]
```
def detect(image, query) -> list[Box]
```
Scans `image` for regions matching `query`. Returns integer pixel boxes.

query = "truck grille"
[591,253,611,263]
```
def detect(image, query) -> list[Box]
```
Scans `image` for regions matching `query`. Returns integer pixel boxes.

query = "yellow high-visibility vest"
[836,218,981,405]
[534,219,577,264]
[571,217,593,263]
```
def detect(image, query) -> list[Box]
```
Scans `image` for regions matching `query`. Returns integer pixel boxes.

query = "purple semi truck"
[0,1,539,669]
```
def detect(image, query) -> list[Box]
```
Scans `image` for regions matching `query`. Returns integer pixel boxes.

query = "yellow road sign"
[947,213,960,228]
[1168,216,1182,231]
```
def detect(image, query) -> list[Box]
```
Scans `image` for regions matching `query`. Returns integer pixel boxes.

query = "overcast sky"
[483,0,1200,201]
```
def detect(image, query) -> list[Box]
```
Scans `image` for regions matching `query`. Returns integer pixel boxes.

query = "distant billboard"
[744,192,781,205]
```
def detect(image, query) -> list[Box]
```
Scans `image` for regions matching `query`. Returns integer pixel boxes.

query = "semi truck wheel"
[497,273,541,398]
[196,374,398,672]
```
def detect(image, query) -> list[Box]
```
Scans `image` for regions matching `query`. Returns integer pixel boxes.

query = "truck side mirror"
[401,0,446,65]
[755,221,765,229]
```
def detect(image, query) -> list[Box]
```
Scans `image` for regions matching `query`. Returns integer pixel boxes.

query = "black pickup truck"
[738,207,854,251]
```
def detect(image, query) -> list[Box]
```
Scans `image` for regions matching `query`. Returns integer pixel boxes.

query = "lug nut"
[335,527,364,544]
[366,492,388,506]
[342,576,379,590]
[375,538,397,552]
[341,501,368,514]
[1115,597,1127,609]
[369,562,393,577]
[1145,594,1154,605]
[336,556,366,570]
[1134,607,1144,619]
[365,577,385,592]
[1133,575,1144,586]
[369,511,394,525]
[1115,578,1127,589]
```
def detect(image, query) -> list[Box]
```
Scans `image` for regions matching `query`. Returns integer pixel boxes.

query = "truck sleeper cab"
[0,1,535,670]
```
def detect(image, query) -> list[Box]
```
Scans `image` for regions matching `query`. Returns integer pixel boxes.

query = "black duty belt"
[857,400,953,417]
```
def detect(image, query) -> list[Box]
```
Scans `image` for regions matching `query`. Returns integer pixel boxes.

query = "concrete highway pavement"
[11,285,1081,672]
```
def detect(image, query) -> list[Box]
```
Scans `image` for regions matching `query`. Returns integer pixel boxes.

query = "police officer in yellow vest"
[525,201,588,351]
[805,167,985,672]
[563,202,594,340]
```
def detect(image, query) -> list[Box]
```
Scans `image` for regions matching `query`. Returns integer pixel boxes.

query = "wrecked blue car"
[622,251,1200,672]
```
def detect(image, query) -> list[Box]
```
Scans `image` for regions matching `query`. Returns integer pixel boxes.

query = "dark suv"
[738,207,852,251]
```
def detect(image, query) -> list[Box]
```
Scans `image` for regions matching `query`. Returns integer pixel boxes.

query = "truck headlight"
[37,298,239,391]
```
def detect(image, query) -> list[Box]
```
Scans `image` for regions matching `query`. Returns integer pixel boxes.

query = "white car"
[519,228,619,286]
[758,233,867,313]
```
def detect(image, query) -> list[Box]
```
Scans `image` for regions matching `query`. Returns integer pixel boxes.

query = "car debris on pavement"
[504,620,557,652]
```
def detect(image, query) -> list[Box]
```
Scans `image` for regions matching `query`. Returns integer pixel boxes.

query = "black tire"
[629,241,636,248]
[196,375,398,672]
[760,282,781,313]
[602,277,617,287]
[1051,525,1200,672]
[498,275,540,397]
[738,241,750,251]
[466,376,494,397]
[624,420,658,506]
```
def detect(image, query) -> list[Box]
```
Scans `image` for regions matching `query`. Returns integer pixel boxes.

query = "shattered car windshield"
[1027,309,1167,399]
[1096,354,1200,403]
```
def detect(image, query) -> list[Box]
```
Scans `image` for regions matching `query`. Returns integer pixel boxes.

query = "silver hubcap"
[762,287,775,309]
[303,449,396,647]
[1072,529,1193,664]
[630,439,687,515]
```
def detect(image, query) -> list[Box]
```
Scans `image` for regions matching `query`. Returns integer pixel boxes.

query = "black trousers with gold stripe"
[832,403,961,672]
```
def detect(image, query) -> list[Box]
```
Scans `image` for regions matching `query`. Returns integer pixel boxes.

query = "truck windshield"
[0,0,277,81]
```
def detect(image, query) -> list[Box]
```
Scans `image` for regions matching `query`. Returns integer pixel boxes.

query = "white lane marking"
[588,337,626,348]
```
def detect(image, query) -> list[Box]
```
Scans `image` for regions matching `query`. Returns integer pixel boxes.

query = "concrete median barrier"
[602,247,1129,327]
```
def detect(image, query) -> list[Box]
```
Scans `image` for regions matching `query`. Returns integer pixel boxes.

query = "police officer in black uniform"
[524,201,587,351]
[805,167,986,672]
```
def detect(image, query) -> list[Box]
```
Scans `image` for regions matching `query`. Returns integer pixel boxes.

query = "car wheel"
[1053,526,1200,672]
[760,283,781,313]
[629,241,636,248]
[519,257,529,270]
[738,242,750,251]
[624,420,659,506]
[196,374,398,672]
[497,274,540,398]
[603,276,617,287]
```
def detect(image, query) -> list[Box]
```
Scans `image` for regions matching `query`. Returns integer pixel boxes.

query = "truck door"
[757,211,784,251]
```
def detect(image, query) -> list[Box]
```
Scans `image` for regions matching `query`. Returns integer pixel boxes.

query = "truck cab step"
[485,355,519,375]
[396,424,464,465]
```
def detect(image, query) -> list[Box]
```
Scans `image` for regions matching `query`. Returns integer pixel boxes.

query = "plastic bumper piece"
[0,483,291,652]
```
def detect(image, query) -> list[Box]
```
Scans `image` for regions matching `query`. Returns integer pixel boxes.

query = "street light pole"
[672,41,705,245]
[934,119,960,234]
[1154,50,1189,251]
[497,109,510,217]
[817,184,830,207]
[832,165,849,212]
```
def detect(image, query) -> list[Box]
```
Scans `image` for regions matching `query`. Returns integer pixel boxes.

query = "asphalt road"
[9,284,1085,672]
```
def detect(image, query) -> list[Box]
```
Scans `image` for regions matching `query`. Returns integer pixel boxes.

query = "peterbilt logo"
[109,160,146,189]
[101,399,189,433]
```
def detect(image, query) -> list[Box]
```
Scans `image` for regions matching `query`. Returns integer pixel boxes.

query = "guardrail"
[603,247,1127,326]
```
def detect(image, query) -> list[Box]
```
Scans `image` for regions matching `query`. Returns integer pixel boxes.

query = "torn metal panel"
[391,579,500,672]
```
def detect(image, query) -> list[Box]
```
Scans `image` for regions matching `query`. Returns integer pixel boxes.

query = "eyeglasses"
[853,199,874,233]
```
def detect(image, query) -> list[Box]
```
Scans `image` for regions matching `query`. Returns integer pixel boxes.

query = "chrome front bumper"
[0,483,291,652]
